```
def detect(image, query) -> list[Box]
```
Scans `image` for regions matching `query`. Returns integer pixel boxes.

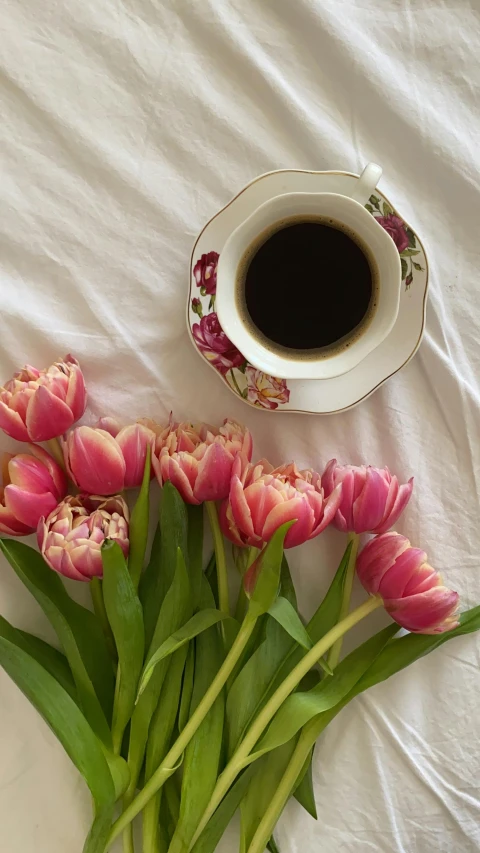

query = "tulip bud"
[0,445,67,535]
[0,355,86,442]
[322,459,413,535]
[357,532,459,633]
[38,494,129,581]
[221,457,342,549]
[63,421,155,495]
[151,418,253,505]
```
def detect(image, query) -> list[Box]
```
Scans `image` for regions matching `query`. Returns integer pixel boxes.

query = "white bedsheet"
[1,1,480,850]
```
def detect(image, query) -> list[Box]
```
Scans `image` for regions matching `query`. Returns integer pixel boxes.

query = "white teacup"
[216,163,402,380]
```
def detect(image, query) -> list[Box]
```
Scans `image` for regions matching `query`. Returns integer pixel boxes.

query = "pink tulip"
[220,457,342,550]
[38,494,129,581]
[0,445,67,535]
[62,421,156,495]
[0,355,86,442]
[322,459,413,535]
[151,418,253,505]
[356,532,459,633]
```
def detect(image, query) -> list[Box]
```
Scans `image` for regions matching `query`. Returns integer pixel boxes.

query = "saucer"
[187,169,428,415]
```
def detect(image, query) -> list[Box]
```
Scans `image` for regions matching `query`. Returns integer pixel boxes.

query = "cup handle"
[349,162,382,205]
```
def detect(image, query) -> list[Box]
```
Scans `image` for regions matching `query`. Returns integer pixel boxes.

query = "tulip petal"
[26,385,75,442]
[230,474,257,541]
[357,533,410,594]
[219,499,246,547]
[377,547,428,599]
[116,424,154,488]
[27,444,67,499]
[7,454,56,495]
[336,470,355,531]
[385,587,459,633]
[4,485,57,529]
[353,468,390,533]
[194,442,234,502]
[321,459,337,495]
[96,417,121,437]
[375,477,414,534]
[244,482,283,537]
[262,497,313,548]
[67,427,126,495]
[0,401,30,441]
[161,456,198,504]
[65,363,87,421]
[0,503,32,535]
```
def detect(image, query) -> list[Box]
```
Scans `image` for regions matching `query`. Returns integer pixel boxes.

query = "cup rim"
[216,191,402,380]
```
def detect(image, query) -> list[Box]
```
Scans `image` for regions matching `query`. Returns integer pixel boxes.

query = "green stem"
[122,824,135,853]
[190,595,382,847]
[247,722,317,853]
[90,578,117,667]
[326,533,360,670]
[234,547,259,622]
[205,501,230,616]
[106,614,258,849]
[46,437,67,471]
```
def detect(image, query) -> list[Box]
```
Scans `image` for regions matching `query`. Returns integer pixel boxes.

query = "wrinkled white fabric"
[1,0,480,850]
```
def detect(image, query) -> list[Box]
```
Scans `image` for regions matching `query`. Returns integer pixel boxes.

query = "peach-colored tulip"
[62,421,155,495]
[38,494,129,581]
[357,532,459,633]
[0,445,67,535]
[322,459,413,535]
[151,418,253,505]
[0,355,86,442]
[221,456,342,550]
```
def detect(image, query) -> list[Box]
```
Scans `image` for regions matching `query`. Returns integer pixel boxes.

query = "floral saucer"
[187,169,428,414]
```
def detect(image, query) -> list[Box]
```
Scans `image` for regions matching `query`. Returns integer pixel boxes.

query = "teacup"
[216,163,402,380]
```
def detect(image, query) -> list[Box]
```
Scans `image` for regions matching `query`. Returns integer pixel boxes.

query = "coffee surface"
[238,217,376,356]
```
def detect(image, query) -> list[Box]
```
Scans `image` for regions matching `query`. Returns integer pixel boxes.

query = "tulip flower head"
[151,418,253,505]
[62,420,155,495]
[0,445,67,535]
[221,457,342,550]
[38,494,129,581]
[322,459,413,535]
[0,355,86,442]
[357,532,459,634]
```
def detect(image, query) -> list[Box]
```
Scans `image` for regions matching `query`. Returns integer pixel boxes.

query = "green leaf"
[280,554,297,609]
[293,748,317,819]
[267,837,280,853]
[0,615,76,700]
[400,248,420,257]
[0,539,113,746]
[139,523,161,611]
[138,608,236,698]
[364,204,374,213]
[169,575,226,853]
[240,740,298,851]
[179,642,195,732]
[128,445,151,589]
[248,522,294,619]
[125,547,191,803]
[406,226,416,248]
[382,201,393,216]
[413,261,423,271]
[102,541,145,754]
[0,637,117,853]
[204,553,218,608]
[187,503,204,607]
[142,483,188,650]
[143,645,189,850]
[401,258,408,280]
[268,597,312,650]
[353,606,480,696]
[248,624,398,765]
[190,767,257,853]
[369,194,380,209]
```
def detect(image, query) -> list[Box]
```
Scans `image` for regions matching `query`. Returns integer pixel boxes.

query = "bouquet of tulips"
[0,353,478,853]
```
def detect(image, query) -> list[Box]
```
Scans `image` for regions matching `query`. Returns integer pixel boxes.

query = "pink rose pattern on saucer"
[366,195,424,290]
[190,253,290,409]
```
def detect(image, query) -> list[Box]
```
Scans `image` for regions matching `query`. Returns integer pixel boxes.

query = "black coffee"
[238,216,377,357]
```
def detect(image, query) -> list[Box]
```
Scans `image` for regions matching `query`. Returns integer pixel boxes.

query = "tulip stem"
[46,437,66,471]
[189,594,382,848]
[90,578,117,666]
[105,613,258,849]
[327,533,360,670]
[205,501,230,616]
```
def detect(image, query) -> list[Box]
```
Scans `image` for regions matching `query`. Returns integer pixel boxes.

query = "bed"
[1,1,479,850]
